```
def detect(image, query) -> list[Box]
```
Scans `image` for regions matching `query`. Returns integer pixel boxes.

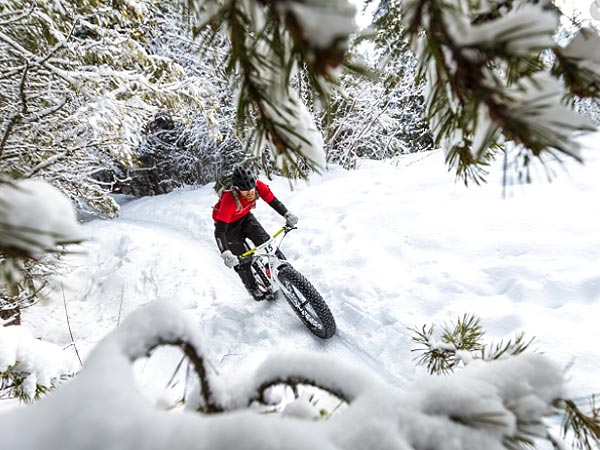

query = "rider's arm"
[214,193,236,252]
[256,180,288,217]
[214,220,229,252]
[267,197,288,216]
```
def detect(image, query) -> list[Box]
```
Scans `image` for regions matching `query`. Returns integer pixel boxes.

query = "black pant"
[222,214,270,290]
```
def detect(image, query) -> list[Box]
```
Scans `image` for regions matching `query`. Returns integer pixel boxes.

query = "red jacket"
[212,180,276,223]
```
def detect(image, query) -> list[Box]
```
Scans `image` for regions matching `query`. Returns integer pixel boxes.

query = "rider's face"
[239,188,256,201]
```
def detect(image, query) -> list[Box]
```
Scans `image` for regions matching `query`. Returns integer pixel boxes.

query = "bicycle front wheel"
[278,265,336,339]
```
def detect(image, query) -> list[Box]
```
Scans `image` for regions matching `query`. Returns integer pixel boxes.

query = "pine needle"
[561,396,600,450]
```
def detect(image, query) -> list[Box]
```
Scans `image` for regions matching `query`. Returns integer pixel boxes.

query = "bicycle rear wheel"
[277,265,336,339]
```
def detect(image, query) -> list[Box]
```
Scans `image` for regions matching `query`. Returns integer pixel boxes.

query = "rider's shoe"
[248,285,266,301]
[264,291,277,301]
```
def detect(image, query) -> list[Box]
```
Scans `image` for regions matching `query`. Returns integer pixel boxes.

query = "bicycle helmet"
[232,165,256,191]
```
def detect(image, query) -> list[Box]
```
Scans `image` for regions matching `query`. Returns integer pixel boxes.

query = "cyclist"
[213,165,298,300]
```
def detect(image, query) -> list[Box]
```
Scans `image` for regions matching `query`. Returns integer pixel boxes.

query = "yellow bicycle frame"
[240,226,286,258]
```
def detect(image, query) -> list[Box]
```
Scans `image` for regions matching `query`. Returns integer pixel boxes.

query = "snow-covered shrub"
[91,2,246,197]
[104,109,244,197]
[0,323,78,402]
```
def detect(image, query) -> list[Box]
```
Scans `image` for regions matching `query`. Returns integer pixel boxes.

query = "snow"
[0,304,567,450]
[1,132,600,448]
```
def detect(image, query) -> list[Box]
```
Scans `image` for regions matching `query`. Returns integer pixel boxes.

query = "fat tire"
[278,265,336,339]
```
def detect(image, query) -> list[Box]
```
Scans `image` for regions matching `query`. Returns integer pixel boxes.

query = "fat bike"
[241,226,336,339]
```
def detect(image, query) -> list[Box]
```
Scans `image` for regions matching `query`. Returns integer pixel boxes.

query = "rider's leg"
[235,261,265,301]
[232,254,265,301]
[242,213,270,246]
[243,214,288,260]
[236,214,274,300]
[226,216,265,301]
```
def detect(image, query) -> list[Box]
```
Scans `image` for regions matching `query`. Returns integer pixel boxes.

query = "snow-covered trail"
[24,139,600,397]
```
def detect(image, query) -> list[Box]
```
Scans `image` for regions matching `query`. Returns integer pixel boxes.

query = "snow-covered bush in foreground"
[0,324,78,402]
[0,301,569,450]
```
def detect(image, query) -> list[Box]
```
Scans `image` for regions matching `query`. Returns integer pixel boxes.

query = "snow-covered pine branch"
[399,0,600,184]
[0,180,83,258]
[553,27,600,98]
[189,0,359,176]
[0,323,77,401]
[410,312,600,450]
[410,313,535,374]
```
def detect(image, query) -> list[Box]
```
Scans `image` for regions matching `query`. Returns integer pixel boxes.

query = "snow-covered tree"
[104,3,247,196]
[320,20,433,169]
[0,0,216,215]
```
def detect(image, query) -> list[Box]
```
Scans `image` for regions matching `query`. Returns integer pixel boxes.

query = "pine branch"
[411,314,538,375]
[560,395,600,450]
[188,0,358,175]
[481,332,535,361]
[440,313,485,351]
[410,323,459,375]
[0,361,70,403]
[251,376,350,408]
[400,0,597,185]
[145,338,223,413]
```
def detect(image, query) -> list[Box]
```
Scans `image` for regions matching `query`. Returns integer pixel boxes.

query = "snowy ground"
[20,133,600,405]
